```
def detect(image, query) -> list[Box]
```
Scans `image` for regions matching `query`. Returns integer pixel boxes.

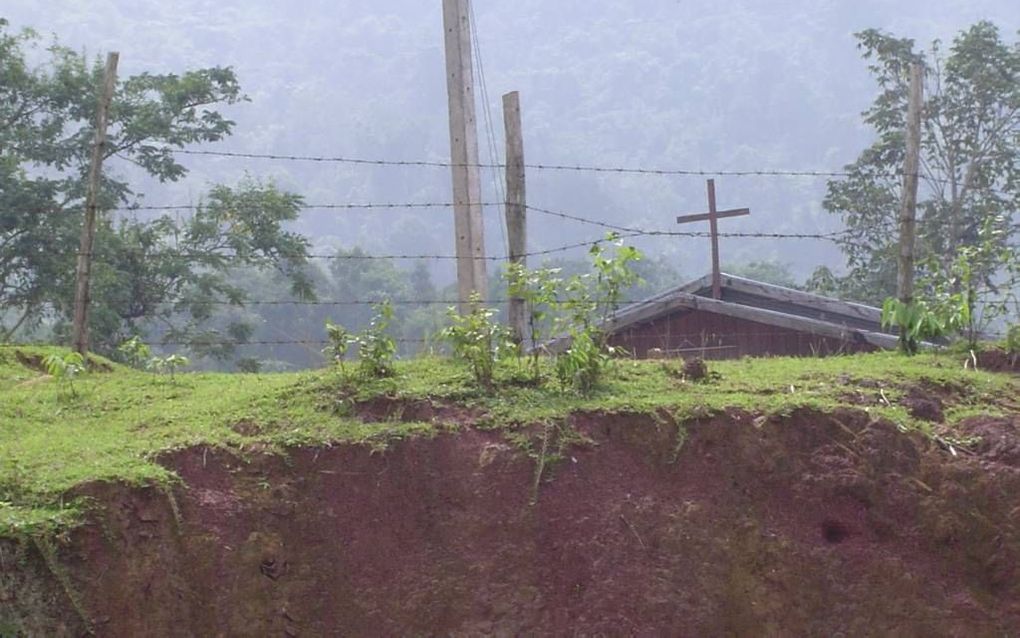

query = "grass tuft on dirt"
[1,344,1017,537]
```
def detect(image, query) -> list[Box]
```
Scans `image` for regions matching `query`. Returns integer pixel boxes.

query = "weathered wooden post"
[72,52,119,355]
[442,0,487,310]
[896,62,924,351]
[503,91,527,343]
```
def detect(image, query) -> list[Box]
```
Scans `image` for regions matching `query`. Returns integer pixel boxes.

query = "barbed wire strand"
[171,148,862,178]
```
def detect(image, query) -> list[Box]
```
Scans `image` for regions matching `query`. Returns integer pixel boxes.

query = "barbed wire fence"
[5,146,1018,364]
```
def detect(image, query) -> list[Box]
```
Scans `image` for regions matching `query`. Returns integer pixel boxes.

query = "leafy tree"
[825,21,1020,304]
[78,179,314,357]
[0,20,312,356]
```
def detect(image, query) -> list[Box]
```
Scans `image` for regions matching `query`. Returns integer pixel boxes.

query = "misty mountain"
[3,0,1018,284]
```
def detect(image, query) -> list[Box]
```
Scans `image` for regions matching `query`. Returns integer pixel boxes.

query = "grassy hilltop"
[1,344,1017,537]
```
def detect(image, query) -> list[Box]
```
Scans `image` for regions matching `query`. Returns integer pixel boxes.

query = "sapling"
[356,301,397,378]
[323,320,355,375]
[117,336,152,369]
[148,354,191,382]
[43,352,86,398]
[552,233,642,394]
[506,264,562,381]
[440,294,516,389]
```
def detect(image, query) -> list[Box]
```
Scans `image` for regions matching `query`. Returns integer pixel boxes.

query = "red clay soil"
[3,408,1020,636]
[974,348,1020,374]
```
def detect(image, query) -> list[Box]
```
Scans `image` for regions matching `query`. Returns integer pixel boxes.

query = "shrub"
[356,301,397,378]
[881,298,955,355]
[117,336,152,369]
[554,328,612,396]
[43,352,86,398]
[323,320,355,375]
[505,264,562,380]
[552,233,642,394]
[440,295,516,389]
[148,354,191,381]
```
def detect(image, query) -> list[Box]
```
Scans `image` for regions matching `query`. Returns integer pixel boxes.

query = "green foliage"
[116,337,151,369]
[901,215,1019,350]
[119,336,195,380]
[148,354,191,381]
[554,328,613,396]
[323,321,355,375]
[552,234,643,394]
[506,264,562,379]
[236,357,263,374]
[97,178,313,359]
[0,20,245,337]
[42,352,85,398]
[439,296,516,389]
[881,298,952,354]
[826,22,1020,304]
[2,340,1019,539]
[356,302,397,379]
[590,233,643,326]
[0,22,313,358]
[804,266,840,297]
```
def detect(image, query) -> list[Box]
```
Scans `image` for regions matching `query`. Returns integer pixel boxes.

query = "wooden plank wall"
[607,309,876,360]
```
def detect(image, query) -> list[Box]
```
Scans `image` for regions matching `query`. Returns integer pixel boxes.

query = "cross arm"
[676,208,751,225]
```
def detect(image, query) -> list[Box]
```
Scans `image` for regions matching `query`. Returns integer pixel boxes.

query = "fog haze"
[4,0,1018,283]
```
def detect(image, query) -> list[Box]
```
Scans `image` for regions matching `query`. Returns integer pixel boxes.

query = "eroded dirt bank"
[4,408,1020,636]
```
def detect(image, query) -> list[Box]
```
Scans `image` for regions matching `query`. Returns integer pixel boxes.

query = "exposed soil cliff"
[3,407,1019,636]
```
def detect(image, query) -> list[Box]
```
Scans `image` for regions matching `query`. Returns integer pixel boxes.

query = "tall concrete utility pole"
[897,62,924,351]
[72,52,119,355]
[503,91,527,343]
[442,0,487,309]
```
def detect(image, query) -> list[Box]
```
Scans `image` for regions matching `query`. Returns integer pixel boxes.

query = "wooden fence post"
[72,52,119,355]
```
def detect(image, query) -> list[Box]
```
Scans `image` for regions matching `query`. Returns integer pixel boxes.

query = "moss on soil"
[1,343,1017,537]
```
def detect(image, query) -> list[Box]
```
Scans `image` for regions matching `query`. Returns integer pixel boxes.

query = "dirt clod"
[683,357,708,381]
[902,392,944,422]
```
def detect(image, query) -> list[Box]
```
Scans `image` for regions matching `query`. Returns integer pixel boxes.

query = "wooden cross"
[676,179,751,300]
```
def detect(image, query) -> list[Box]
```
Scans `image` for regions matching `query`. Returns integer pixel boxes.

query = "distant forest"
[2,0,1017,368]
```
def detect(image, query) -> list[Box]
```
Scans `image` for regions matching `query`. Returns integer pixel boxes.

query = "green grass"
[1,344,1017,538]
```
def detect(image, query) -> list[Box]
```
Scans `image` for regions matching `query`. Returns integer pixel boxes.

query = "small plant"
[551,234,643,394]
[917,216,1017,349]
[590,232,643,328]
[323,320,355,375]
[505,264,562,380]
[554,328,612,395]
[881,298,952,355]
[43,352,86,398]
[148,353,191,382]
[440,294,516,389]
[117,336,152,369]
[356,301,397,378]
